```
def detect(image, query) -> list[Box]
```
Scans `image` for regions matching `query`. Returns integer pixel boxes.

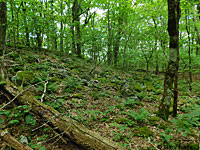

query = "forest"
[0,0,199,149]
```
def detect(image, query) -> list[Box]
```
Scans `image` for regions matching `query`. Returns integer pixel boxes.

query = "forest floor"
[0,47,199,150]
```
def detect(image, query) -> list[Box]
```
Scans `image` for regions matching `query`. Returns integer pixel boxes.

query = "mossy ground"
[0,47,199,150]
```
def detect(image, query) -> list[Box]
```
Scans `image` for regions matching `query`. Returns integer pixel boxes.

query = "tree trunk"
[196,4,200,55]
[1,80,124,150]
[54,35,57,51]
[107,9,112,65]
[155,54,159,75]
[36,32,42,51]
[185,10,192,91]
[0,129,33,150]
[10,0,16,49]
[0,1,7,56]
[113,17,123,67]
[158,0,181,121]
[22,2,30,46]
[91,13,97,62]
[72,0,82,58]
[60,0,64,55]
[71,25,76,54]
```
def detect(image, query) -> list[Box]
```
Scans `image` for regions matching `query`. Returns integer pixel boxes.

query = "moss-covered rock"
[11,71,35,86]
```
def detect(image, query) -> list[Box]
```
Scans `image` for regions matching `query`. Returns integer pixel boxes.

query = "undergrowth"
[0,48,199,150]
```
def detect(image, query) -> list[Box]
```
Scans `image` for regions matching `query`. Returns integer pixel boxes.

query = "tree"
[0,0,7,56]
[113,2,125,66]
[21,1,30,46]
[195,4,200,55]
[158,0,181,120]
[60,0,64,55]
[72,0,81,57]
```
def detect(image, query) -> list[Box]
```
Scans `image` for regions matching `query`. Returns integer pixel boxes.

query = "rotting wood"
[1,79,125,150]
[0,129,33,150]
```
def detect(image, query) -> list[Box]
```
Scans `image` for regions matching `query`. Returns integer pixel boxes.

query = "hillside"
[0,47,199,150]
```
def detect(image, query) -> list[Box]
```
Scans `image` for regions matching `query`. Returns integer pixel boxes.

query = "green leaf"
[182,132,187,137]
[39,147,46,150]
[0,118,5,123]
[25,114,36,125]
[0,81,6,85]
[8,120,19,125]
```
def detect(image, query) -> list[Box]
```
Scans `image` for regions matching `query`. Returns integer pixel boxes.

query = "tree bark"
[21,2,30,46]
[107,9,112,65]
[196,4,200,55]
[60,0,64,55]
[185,10,192,92]
[72,0,82,58]
[1,80,124,150]
[158,0,181,120]
[113,13,123,67]
[0,129,33,150]
[0,1,7,56]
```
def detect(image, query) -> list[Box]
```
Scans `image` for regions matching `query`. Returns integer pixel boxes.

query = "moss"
[186,143,199,150]
[71,68,79,73]
[97,77,108,83]
[154,89,162,95]
[16,71,34,81]
[11,71,35,85]
[146,83,153,92]
[132,84,143,92]
[148,116,160,122]
[73,93,84,99]
[134,126,153,137]
[50,77,62,82]
[91,92,99,100]
[115,118,129,124]
[94,88,99,92]
[77,85,84,90]
[148,116,160,125]
[158,123,168,129]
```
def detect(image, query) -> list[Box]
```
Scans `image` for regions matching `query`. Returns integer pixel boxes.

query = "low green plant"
[84,110,103,121]
[127,107,149,123]
[171,98,200,138]
[30,144,46,150]
[0,105,31,126]
[136,92,147,100]
[148,116,160,125]
[160,128,176,147]
[25,114,36,126]
[122,98,140,108]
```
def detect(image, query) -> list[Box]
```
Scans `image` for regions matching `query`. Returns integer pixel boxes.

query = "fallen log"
[1,80,124,150]
[0,129,33,150]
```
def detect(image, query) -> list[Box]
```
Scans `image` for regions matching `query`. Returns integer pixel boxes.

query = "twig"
[0,81,45,110]
[89,53,107,75]
[31,120,50,132]
[32,114,65,132]
[46,129,68,145]
[41,80,48,102]
[0,51,15,59]
[148,137,159,150]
